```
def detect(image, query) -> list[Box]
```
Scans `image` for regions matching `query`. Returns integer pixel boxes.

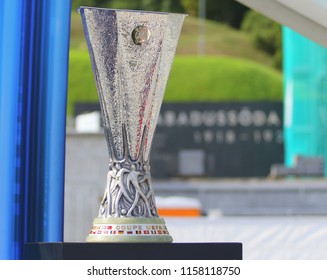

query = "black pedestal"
[24,242,242,260]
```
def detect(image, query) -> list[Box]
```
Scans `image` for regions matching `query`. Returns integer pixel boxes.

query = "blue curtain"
[0,0,71,259]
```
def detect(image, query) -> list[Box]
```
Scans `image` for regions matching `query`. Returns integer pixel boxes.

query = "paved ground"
[64,133,327,259]
[164,216,327,259]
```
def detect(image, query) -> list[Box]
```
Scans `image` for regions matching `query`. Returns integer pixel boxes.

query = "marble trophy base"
[86,217,173,243]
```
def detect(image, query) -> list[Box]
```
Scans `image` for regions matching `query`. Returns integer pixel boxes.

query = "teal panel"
[283,27,327,175]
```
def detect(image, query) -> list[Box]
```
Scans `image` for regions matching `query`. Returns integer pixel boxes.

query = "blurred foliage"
[165,56,282,102]
[71,0,248,27]
[205,0,248,28]
[68,1,283,116]
[71,0,113,10]
[67,50,282,116]
[71,0,281,69]
[70,13,272,64]
[241,10,282,69]
[72,0,185,13]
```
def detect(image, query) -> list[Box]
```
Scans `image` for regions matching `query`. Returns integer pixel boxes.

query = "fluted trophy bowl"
[79,7,185,242]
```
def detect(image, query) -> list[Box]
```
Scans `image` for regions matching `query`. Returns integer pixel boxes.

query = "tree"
[167,0,185,13]
[206,0,249,28]
[182,0,249,28]
[71,0,114,11]
[181,0,198,16]
[137,0,185,13]
[241,10,282,69]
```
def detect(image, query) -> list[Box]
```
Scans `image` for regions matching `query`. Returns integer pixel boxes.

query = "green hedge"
[67,50,282,116]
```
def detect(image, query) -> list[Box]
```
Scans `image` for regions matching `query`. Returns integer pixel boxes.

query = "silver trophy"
[79,7,185,242]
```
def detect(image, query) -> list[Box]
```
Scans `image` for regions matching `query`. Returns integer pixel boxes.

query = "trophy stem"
[87,124,173,242]
[98,124,157,219]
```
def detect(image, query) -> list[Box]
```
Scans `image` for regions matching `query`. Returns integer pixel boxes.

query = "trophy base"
[86,217,173,243]
[24,242,243,260]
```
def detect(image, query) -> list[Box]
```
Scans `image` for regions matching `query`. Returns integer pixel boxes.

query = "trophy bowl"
[79,7,185,242]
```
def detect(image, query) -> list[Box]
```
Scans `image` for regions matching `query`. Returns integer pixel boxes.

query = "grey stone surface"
[64,132,109,241]
[64,132,327,242]
[154,179,327,216]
